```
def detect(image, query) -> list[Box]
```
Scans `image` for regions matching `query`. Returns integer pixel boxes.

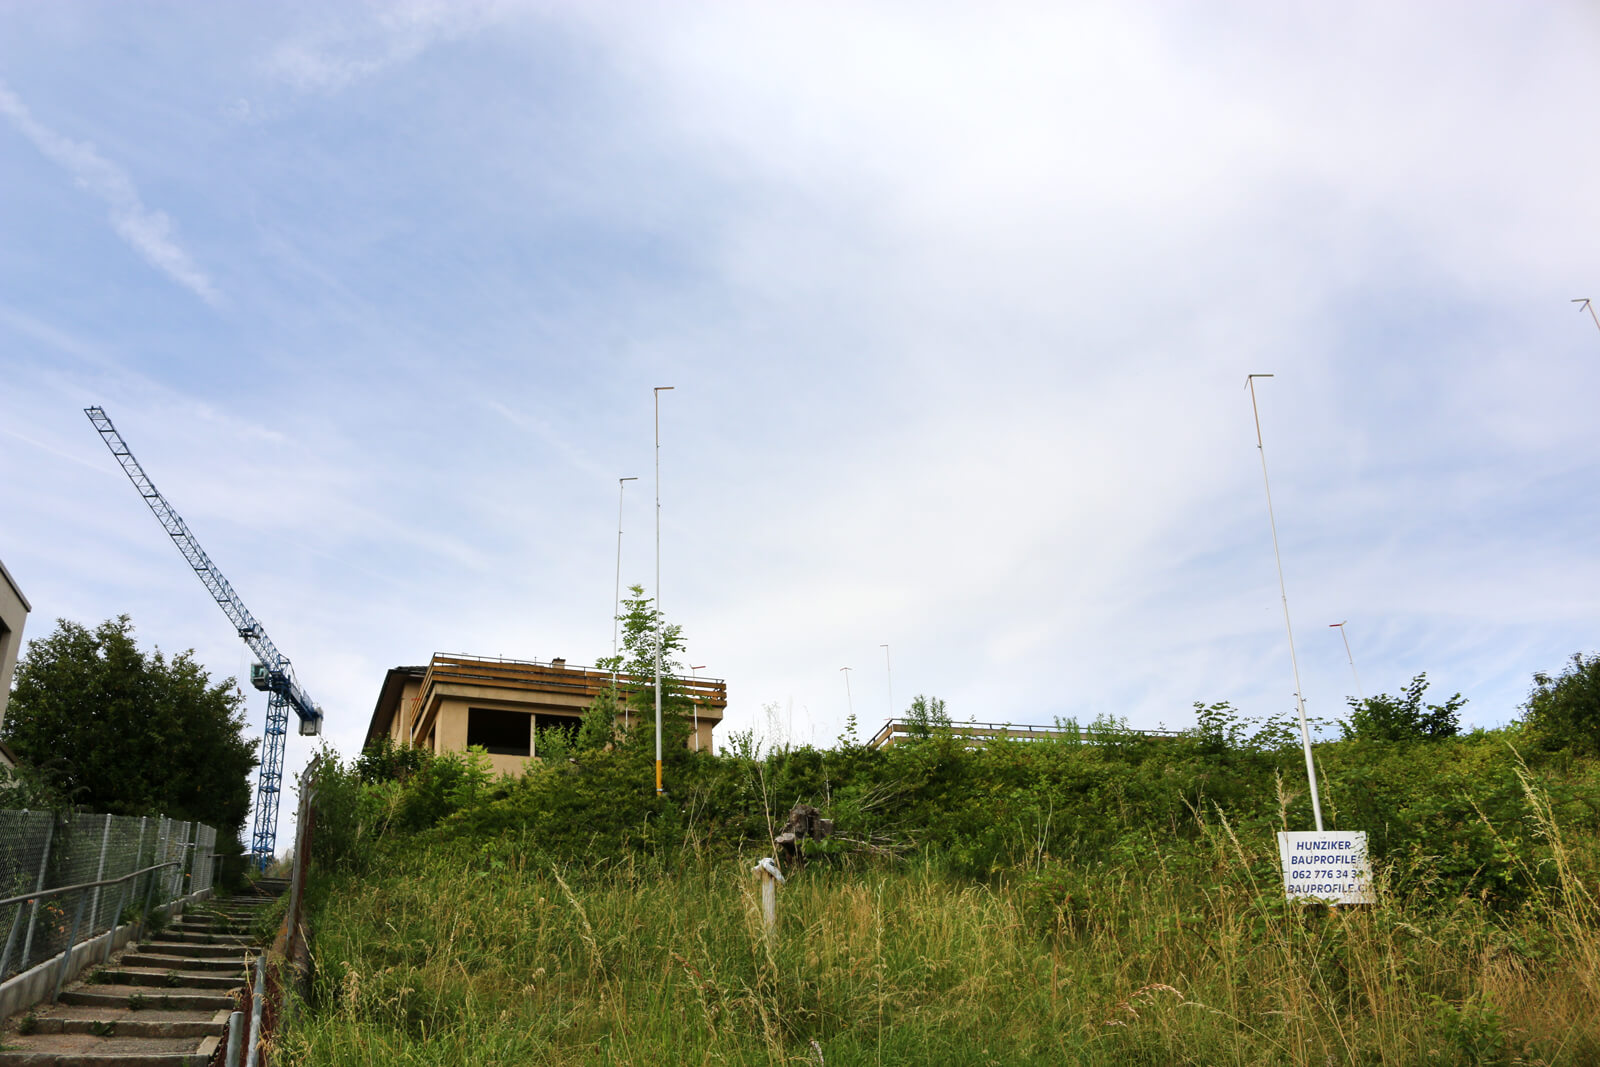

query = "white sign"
[1276,831,1374,904]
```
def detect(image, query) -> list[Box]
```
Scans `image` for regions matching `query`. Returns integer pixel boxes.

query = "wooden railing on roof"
[422,652,728,709]
[866,718,1183,750]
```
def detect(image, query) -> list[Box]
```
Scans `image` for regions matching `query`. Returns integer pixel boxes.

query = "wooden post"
[752,857,785,936]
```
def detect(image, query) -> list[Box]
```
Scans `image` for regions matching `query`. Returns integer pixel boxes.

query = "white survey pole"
[614,476,638,726]
[654,386,674,795]
[1330,621,1364,702]
[690,665,706,752]
[881,643,893,718]
[1247,374,1324,832]
[1575,298,1599,335]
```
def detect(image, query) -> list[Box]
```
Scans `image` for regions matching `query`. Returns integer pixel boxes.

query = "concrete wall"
[0,558,31,757]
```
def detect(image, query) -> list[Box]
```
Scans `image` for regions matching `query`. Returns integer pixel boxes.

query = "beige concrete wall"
[0,559,31,746]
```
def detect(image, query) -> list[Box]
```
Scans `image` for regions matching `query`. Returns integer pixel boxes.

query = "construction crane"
[85,407,322,868]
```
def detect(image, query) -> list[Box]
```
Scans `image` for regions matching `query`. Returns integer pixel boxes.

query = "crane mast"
[85,407,322,868]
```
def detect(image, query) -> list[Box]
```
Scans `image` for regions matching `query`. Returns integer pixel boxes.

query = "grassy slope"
[281,802,1600,1065]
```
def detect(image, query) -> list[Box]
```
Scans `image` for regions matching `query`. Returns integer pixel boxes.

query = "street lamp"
[840,666,854,720]
[690,665,707,752]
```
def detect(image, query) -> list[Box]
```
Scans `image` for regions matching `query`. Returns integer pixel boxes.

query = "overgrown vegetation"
[0,615,258,868]
[281,657,1600,1064]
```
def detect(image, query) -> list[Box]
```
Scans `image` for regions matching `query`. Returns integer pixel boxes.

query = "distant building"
[364,653,727,776]
[0,558,32,769]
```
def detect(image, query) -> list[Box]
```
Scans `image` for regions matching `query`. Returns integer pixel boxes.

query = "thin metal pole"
[226,1010,245,1067]
[87,814,113,937]
[1330,621,1364,702]
[1246,374,1324,832]
[613,476,639,717]
[1575,298,1600,334]
[18,817,54,974]
[840,667,854,720]
[52,889,90,1002]
[245,955,266,1067]
[881,644,893,718]
[105,879,132,965]
[690,666,707,751]
[654,385,674,795]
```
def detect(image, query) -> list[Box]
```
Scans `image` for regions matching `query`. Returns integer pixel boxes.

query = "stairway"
[0,879,287,1067]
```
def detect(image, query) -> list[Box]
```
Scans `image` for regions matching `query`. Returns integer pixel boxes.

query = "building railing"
[867,718,1184,750]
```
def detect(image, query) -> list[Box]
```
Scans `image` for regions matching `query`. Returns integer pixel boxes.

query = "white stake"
[1246,374,1324,832]
[753,856,785,936]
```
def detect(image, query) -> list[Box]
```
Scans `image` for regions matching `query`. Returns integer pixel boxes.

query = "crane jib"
[83,406,323,869]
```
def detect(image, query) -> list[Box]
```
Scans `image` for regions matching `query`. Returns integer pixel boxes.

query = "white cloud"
[0,80,220,304]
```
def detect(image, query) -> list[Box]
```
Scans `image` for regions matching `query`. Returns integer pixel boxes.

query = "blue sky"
[3,3,1599,821]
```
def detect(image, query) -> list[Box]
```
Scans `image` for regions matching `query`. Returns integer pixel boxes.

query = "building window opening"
[534,713,580,749]
[466,707,532,756]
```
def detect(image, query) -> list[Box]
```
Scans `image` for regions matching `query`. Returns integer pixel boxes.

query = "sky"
[3,2,1599,845]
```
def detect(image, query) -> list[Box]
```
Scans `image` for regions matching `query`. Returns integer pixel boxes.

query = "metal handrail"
[0,860,181,911]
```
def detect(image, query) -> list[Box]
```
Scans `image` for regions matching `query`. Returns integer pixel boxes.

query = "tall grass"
[278,791,1600,1066]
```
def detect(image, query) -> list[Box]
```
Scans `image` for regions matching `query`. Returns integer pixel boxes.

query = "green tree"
[1341,673,1464,743]
[1,616,258,835]
[594,584,693,754]
[1523,652,1600,758]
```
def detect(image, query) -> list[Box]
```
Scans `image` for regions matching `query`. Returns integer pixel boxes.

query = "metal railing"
[867,718,1184,750]
[0,858,184,1001]
[0,811,218,987]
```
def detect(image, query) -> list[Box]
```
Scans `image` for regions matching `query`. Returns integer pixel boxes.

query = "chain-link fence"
[0,810,218,985]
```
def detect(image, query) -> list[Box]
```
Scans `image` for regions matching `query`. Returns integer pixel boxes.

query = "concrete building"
[365,653,727,777]
[0,558,31,769]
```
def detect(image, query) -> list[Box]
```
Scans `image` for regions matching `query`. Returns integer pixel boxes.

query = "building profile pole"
[881,643,893,719]
[614,476,638,728]
[1330,621,1364,702]
[690,665,707,751]
[1247,373,1324,832]
[653,386,674,795]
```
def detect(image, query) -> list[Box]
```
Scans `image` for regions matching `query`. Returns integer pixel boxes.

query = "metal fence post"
[51,888,90,1003]
[18,815,56,976]
[226,1009,244,1066]
[0,899,23,981]
[140,818,170,939]
[87,813,113,936]
[104,877,133,966]
[244,955,266,1067]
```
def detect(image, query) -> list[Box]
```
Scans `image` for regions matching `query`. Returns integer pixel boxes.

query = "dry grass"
[277,795,1600,1066]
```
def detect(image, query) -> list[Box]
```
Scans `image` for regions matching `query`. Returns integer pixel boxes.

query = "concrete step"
[58,991,234,1014]
[0,1029,219,1065]
[11,1005,230,1040]
[115,956,245,975]
[145,932,249,947]
[135,943,243,961]
[90,971,240,992]
[169,918,247,933]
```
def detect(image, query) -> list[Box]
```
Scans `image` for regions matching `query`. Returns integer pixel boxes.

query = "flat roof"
[0,557,31,612]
